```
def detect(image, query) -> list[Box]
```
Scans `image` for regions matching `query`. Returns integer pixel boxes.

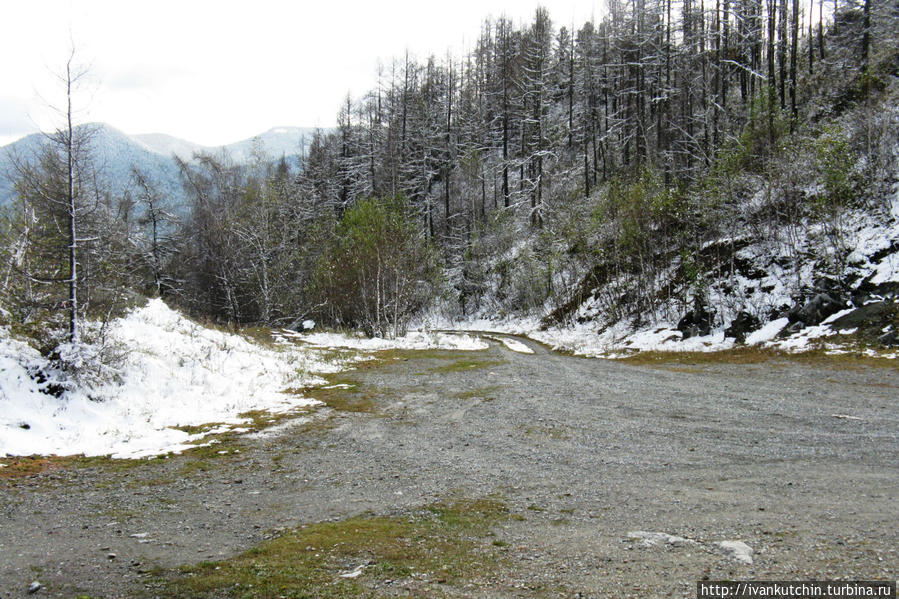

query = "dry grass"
[618,345,898,370]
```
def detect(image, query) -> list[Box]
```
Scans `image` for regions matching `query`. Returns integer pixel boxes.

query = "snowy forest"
[1,0,897,352]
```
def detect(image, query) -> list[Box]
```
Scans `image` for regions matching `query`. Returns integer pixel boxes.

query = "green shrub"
[311,195,441,337]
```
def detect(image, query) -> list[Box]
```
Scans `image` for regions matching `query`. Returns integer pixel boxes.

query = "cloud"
[0,97,38,140]
[103,65,194,92]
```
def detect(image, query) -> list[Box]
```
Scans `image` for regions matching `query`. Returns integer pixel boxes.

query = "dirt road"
[1,337,896,597]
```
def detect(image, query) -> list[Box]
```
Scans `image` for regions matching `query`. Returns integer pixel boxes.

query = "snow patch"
[338,564,367,579]
[716,540,754,564]
[300,331,489,352]
[0,299,351,458]
[627,531,690,547]
[745,318,789,345]
[486,335,534,354]
[870,250,899,285]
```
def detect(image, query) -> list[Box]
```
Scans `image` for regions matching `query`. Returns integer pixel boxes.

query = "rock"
[827,301,898,345]
[627,531,691,547]
[780,321,806,337]
[789,293,843,325]
[677,301,716,339]
[27,581,42,594]
[878,330,899,347]
[724,311,761,343]
[716,540,753,564]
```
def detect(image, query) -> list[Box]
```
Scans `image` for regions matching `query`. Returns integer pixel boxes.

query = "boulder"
[878,330,899,347]
[724,311,761,343]
[677,302,716,339]
[789,293,844,325]
[780,321,806,337]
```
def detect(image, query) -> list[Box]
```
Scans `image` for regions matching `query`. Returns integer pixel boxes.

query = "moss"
[453,385,501,401]
[428,358,505,374]
[524,425,569,441]
[300,376,382,414]
[238,326,279,347]
[0,454,153,481]
[158,498,512,598]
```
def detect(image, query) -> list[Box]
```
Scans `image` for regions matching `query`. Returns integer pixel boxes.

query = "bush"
[311,196,441,337]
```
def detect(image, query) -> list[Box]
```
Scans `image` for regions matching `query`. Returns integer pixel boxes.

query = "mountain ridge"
[0,123,322,207]
[131,126,319,161]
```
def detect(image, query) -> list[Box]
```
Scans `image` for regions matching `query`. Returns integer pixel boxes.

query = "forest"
[1,0,896,355]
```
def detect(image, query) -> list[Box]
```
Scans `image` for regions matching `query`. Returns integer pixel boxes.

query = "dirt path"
[1,338,897,597]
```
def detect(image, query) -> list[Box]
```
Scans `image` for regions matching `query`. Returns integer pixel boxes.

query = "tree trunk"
[65,54,79,343]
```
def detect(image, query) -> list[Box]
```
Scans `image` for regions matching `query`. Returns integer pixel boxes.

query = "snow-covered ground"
[288,330,489,352]
[0,300,352,459]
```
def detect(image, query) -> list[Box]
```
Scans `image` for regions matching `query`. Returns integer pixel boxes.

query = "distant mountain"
[222,127,319,162]
[0,124,321,208]
[0,123,185,210]
[131,132,206,161]
[132,126,318,162]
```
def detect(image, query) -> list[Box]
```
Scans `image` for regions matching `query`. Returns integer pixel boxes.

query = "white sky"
[0,0,601,147]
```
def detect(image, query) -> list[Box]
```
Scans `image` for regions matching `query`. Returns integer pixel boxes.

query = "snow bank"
[289,330,489,352]
[0,299,347,459]
[486,335,535,354]
[745,318,789,345]
[527,319,737,358]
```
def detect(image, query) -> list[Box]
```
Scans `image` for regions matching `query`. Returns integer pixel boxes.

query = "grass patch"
[453,385,501,401]
[302,376,380,414]
[173,422,228,436]
[524,425,569,441]
[0,454,152,481]
[618,345,899,370]
[428,358,505,374]
[239,326,279,348]
[0,455,78,479]
[159,498,512,598]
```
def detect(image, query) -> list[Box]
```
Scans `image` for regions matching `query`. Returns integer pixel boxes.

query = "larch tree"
[7,48,96,344]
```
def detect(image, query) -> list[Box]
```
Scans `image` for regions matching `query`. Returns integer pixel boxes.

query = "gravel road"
[1,337,896,597]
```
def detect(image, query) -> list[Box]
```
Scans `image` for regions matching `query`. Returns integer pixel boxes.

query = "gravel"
[1,337,896,597]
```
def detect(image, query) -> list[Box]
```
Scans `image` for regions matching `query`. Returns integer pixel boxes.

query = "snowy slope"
[0,300,341,458]
[428,190,899,359]
[132,132,207,161]
[222,126,318,162]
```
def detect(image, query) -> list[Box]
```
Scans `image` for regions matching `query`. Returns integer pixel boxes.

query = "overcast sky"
[1,0,602,147]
